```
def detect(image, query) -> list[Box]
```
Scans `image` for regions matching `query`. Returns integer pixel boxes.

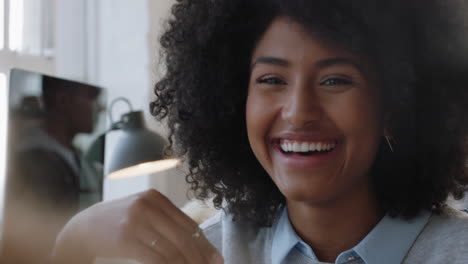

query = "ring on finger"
[192,227,202,239]
[151,239,158,248]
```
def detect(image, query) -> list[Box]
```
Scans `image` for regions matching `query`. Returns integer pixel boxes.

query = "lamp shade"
[106,111,169,178]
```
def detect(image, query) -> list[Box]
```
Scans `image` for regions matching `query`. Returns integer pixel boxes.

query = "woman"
[52,0,468,263]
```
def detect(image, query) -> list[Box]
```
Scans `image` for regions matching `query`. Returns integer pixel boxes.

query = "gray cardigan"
[201,206,468,264]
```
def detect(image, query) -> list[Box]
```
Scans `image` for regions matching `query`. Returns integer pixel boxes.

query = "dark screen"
[1,68,107,263]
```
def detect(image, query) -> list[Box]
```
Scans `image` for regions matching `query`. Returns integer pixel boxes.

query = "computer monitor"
[1,68,107,262]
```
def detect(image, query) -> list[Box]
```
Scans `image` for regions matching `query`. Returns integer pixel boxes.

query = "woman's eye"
[320,78,353,86]
[256,77,286,85]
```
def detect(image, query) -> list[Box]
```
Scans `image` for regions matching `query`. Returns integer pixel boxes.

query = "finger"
[124,239,168,264]
[141,190,221,263]
[143,206,207,264]
[143,190,200,234]
[135,224,187,264]
[193,230,224,264]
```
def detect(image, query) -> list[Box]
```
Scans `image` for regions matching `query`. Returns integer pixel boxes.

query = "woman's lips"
[272,139,340,168]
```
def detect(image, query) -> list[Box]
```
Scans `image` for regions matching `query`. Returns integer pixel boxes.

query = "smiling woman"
[52,0,468,263]
[247,17,382,209]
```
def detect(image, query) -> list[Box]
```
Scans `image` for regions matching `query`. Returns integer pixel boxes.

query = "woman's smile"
[270,135,341,168]
[246,16,383,204]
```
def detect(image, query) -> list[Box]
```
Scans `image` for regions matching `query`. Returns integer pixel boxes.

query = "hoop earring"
[385,135,394,153]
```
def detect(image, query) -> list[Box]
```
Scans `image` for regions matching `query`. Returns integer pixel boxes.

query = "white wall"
[93,0,151,201]
[89,0,189,206]
[55,0,86,80]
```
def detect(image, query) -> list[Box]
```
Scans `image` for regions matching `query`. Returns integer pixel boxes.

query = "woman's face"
[246,16,383,204]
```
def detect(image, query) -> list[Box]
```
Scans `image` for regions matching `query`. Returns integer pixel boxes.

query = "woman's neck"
[286,184,383,263]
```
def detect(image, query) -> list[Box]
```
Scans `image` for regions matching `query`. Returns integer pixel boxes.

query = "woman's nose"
[281,81,323,128]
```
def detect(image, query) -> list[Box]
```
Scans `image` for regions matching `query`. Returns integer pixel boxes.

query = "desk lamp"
[86,97,180,180]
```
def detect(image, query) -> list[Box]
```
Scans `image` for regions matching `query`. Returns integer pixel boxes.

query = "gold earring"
[385,135,394,153]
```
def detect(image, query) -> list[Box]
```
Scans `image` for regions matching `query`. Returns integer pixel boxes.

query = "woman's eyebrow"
[315,57,364,74]
[250,56,365,74]
[250,57,290,71]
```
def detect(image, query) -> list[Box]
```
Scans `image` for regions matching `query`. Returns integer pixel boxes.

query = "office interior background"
[0,0,191,219]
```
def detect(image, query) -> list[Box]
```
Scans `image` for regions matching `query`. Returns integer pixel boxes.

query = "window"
[0,0,55,75]
[8,0,54,56]
[0,72,7,220]
[0,0,4,50]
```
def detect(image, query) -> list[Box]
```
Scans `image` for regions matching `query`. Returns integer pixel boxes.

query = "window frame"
[0,0,55,76]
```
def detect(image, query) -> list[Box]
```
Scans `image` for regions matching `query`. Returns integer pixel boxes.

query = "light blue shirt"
[271,207,431,264]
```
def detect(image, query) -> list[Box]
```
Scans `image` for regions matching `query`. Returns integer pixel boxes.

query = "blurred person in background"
[2,76,102,264]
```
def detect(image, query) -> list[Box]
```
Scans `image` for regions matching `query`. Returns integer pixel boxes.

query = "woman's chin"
[276,178,339,205]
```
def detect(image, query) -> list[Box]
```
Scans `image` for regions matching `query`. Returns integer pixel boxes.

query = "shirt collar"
[349,210,431,264]
[271,207,316,264]
[271,207,431,264]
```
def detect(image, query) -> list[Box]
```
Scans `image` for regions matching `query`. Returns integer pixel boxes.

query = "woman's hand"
[51,189,223,264]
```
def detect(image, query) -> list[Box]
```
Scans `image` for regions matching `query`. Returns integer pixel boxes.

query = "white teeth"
[280,140,336,153]
[300,142,308,152]
[280,143,288,152]
[292,142,300,152]
[317,142,323,151]
[309,142,317,151]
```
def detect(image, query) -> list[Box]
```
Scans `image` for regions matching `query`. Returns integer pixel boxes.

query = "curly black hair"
[151,0,468,227]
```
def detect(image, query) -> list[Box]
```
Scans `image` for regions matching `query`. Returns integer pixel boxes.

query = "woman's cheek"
[246,92,278,171]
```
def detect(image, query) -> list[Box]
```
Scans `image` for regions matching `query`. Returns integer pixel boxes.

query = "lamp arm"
[108,97,134,124]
